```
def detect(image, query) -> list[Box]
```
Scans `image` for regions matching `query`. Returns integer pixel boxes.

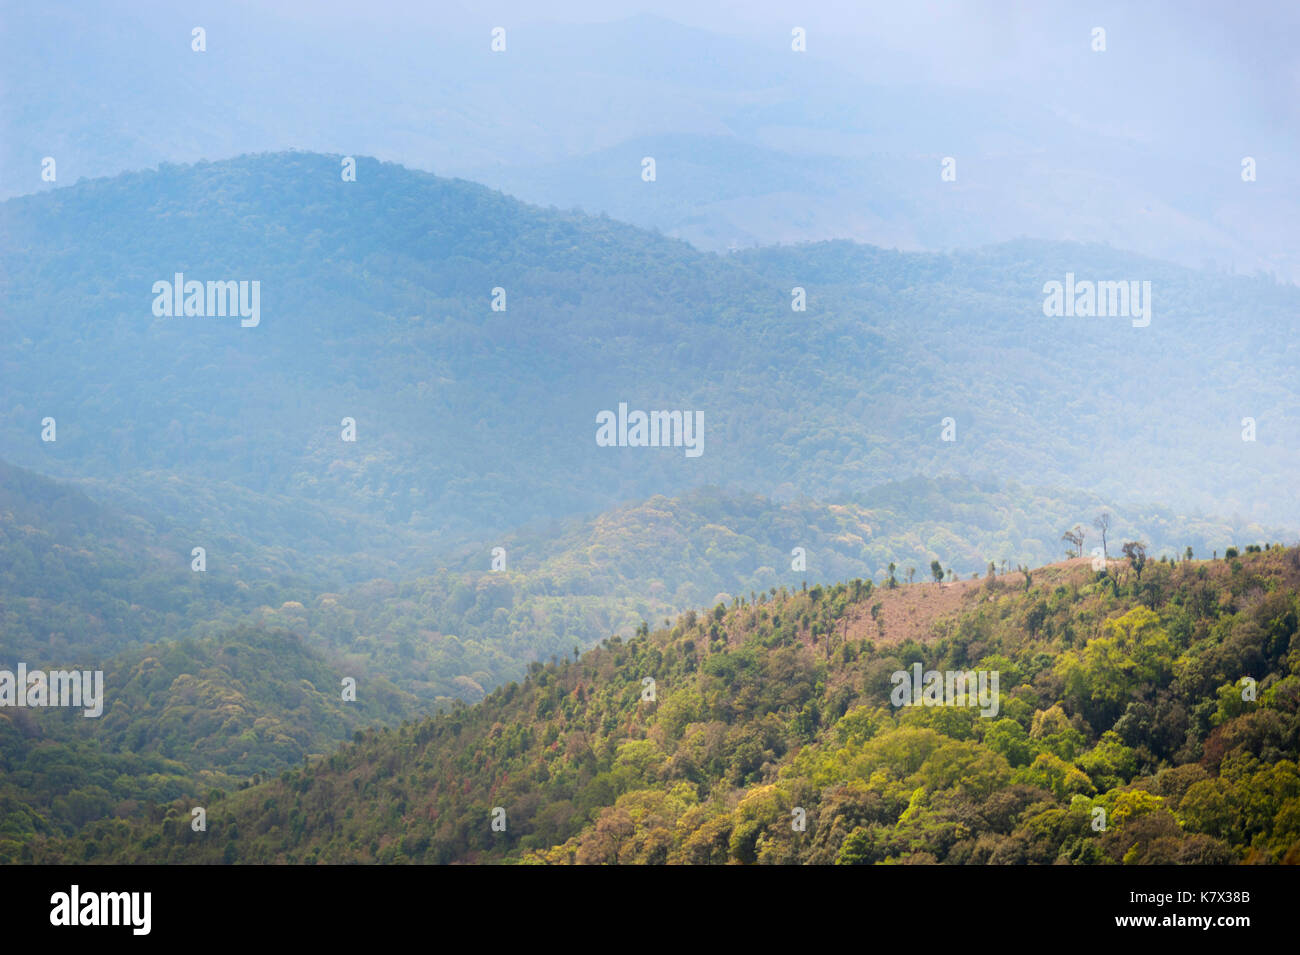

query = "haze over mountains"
[3,145,1295,725]
[4,1,1298,277]
[2,2,1298,869]
[3,451,1278,700]
[4,153,1297,551]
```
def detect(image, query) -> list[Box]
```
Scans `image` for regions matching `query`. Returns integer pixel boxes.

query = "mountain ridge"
[27,545,1299,864]
[5,152,1297,544]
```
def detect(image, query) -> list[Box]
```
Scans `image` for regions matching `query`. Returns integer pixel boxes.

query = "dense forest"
[0,625,417,854]
[22,545,1299,865]
[2,381,1293,865]
[3,153,1298,559]
[3,154,1298,869]
[3,458,1278,706]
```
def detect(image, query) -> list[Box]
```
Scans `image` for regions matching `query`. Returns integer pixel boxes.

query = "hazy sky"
[243,0,1299,149]
[4,0,1297,273]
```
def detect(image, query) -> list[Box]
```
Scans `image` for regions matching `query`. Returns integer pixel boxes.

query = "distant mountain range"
[3,152,1297,554]
[6,1,1298,871]
[3,149,1296,865]
[5,4,1297,278]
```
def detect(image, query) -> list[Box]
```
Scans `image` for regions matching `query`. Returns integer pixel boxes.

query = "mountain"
[0,624,418,858]
[470,129,1300,279]
[5,452,1286,859]
[3,152,1298,553]
[30,546,1300,864]
[5,4,1299,278]
[4,455,1284,707]
[7,2,1297,878]
[0,457,345,665]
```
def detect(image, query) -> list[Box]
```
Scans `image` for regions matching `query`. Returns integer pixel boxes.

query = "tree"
[836,826,881,865]
[1062,526,1085,558]
[1122,541,1147,582]
[930,560,944,583]
[1016,564,1033,592]
[1055,606,1173,727]
[1093,513,1111,559]
[1184,546,1193,561]
[887,563,897,589]
[907,567,915,585]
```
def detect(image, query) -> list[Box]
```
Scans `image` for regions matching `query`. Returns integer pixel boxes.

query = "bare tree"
[1062,525,1085,559]
[1093,513,1111,559]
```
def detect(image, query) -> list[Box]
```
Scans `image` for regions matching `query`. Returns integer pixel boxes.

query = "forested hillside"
[0,459,329,664]
[4,458,1280,704]
[258,478,1277,704]
[0,626,417,859]
[31,546,1299,865]
[3,153,1297,869]
[4,152,1298,557]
